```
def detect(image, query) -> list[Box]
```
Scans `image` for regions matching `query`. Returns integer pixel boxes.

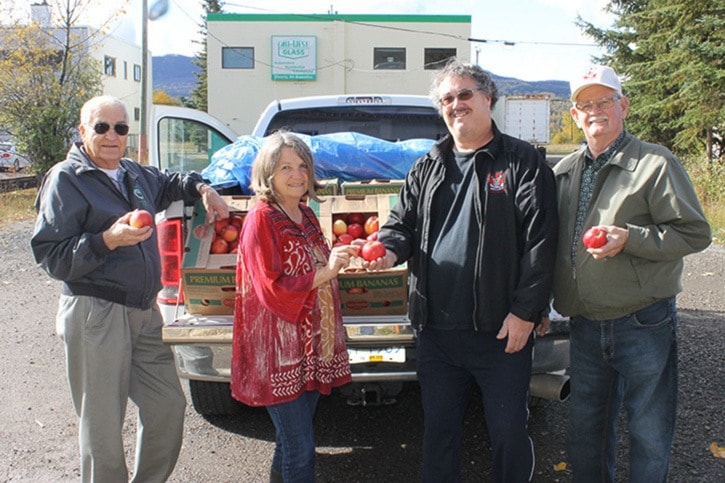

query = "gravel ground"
[1,218,723,482]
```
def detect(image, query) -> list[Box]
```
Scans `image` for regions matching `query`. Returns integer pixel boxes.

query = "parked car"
[0,143,31,172]
[150,94,571,415]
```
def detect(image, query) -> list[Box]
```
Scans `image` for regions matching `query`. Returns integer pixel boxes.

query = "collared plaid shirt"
[571,130,628,262]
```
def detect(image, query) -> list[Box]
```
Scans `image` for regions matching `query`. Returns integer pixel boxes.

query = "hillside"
[152,55,570,99]
[152,55,200,98]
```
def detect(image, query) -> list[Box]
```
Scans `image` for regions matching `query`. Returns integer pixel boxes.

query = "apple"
[215,217,229,235]
[347,223,364,239]
[367,231,379,241]
[362,240,386,262]
[210,238,229,254]
[129,209,153,228]
[220,224,239,242]
[582,227,607,249]
[227,239,239,253]
[229,214,245,229]
[364,215,379,235]
[332,219,348,236]
[337,233,354,245]
[347,213,366,225]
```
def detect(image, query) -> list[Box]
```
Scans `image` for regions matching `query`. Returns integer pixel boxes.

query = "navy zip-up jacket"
[31,142,204,309]
[380,125,558,332]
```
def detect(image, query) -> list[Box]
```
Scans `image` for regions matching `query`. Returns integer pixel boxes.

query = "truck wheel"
[188,380,244,415]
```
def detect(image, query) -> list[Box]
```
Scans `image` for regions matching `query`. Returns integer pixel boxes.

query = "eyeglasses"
[88,122,130,136]
[574,96,621,113]
[438,88,483,106]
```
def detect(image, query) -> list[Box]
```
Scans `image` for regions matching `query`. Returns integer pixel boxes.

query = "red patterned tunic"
[230,200,351,406]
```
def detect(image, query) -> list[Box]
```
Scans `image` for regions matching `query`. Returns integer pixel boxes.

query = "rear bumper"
[163,314,569,388]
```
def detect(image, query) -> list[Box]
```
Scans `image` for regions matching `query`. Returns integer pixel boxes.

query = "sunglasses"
[88,122,130,136]
[438,88,483,106]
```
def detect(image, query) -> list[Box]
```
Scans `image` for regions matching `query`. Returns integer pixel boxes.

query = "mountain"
[152,55,570,100]
[152,55,200,98]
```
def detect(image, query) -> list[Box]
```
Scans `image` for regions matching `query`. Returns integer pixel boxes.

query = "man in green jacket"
[551,65,711,482]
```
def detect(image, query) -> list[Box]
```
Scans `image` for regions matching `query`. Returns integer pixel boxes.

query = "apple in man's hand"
[362,240,386,262]
[129,209,153,228]
[582,227,607,249]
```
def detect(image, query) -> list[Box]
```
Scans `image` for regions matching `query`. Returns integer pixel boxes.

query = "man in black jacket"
[369,59,558,482]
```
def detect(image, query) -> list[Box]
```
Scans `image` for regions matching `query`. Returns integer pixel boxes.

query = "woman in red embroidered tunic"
[231,132,354,483]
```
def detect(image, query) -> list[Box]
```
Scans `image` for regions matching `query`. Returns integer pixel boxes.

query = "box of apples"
[180,196,257,315]
[309,194,409,316]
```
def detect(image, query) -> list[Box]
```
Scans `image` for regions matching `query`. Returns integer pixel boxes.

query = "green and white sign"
[271,35,317,81]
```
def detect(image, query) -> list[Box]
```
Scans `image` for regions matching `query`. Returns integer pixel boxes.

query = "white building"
[206,13,471,134]
[19,2,150,154]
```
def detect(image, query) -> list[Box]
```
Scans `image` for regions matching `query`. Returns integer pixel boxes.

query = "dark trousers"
[417,327,534,483]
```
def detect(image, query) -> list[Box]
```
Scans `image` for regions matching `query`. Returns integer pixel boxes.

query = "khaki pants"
[56,295,186,483]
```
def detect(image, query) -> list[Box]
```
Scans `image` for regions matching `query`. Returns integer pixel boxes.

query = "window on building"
[222,47,254,69]
[134,108,140,122]
[134,64,142,82]
[123,61,128,79]
[424,48,457,70]
[373,48,406,70]
[104,56,116,77]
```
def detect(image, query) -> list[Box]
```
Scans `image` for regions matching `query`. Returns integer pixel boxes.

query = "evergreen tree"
[189,0,224,111]
[577,0,724,160]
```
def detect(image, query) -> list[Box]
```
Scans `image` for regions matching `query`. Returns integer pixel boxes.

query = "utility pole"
[138,0,149,164]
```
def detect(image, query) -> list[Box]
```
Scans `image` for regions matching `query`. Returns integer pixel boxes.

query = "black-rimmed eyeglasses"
[438,88,484,106]
[88,122,130,136]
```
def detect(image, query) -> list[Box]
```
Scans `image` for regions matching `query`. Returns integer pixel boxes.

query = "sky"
[27,0,616,82]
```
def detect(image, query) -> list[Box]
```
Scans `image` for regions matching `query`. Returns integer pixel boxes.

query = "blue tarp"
[202,132,435,194]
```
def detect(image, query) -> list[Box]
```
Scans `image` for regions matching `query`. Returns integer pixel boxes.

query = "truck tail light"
[157,217,184,305]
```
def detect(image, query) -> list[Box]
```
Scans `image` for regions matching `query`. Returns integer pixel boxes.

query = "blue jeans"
[567,298,678,483]
[266,390,321,483]
[417,328,534,483]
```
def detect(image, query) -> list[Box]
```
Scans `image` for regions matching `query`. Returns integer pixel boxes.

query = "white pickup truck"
[150,94,570,415]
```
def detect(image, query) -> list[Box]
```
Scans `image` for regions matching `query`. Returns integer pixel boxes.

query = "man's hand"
[587,225,628,260]
[497,313,534,353]
[199,184,230,224]
[360,246,398,271]
[102,212,153,250]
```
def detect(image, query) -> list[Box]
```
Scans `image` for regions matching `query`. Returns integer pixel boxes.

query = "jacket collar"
[557,132,637,176]
[430,121,504,162]
[69,142,139,182]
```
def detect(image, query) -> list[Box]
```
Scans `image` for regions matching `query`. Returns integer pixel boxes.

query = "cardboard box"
[338,264,408,316]
[309,193,408,316]
[341,179,404,195]
[316,178,339,196]
[181,196,256,315]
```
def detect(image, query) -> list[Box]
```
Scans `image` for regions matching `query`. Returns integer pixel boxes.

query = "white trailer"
[495,95,551,145]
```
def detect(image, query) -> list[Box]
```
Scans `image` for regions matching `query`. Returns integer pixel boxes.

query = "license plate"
[348,347,405,364]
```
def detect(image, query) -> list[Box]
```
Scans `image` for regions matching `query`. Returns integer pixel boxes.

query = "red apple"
[347,223,364,239]
[210,238,229,254]
[332,219,348,236]
[227,239,239,253]
[214,217,229,235]
[347,213,366,225]
[362,240,386,262]
[129,209,153,228]
[229,214,245,229]
[364,215,379,235]
[337,233,354,245]
[220,224,239,242]
[582,227,607,249]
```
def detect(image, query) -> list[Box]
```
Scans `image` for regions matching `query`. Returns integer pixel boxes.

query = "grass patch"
[685,157,725,245]
[0,188,38,228]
